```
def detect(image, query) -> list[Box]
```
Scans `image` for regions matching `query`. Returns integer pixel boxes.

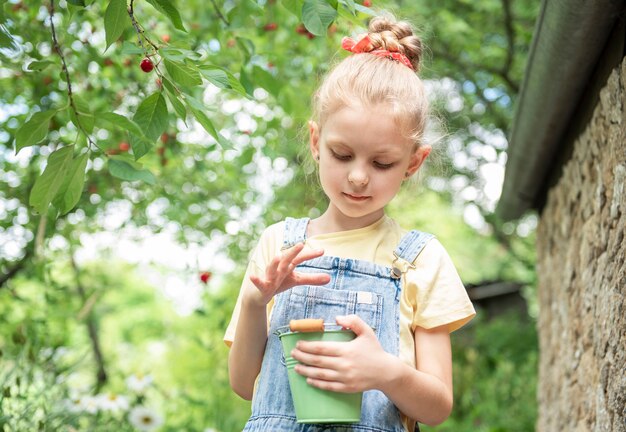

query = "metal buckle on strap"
[391,251,415,279]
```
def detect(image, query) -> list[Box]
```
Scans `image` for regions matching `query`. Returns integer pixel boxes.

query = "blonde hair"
[312,15,428,147]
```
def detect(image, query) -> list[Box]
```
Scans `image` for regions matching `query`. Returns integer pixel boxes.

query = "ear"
[308,120,320,160]
[406,145,431,177]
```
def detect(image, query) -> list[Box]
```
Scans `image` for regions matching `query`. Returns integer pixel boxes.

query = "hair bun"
[368,16,423,71]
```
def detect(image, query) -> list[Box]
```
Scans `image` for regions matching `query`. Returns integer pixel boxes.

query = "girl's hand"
[291,314,394,393]
[247,242,331,306]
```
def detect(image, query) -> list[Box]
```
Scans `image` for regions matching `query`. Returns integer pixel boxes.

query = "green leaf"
[185,97,227,147]
[252,65,281,97]
[164,89,187,124]
[29,146,75,215]
[281,0,304,17]
[239,67,255,96]
[160,47,201,62]
[108,159,156,185]
[164,59,202,87]
[104,0,129,51]
[338,0,356,15]
[121,41,144,55]
[235,37,255,62]
[27,60,55,71]
[0,0,7,22]
[67,0,86,6]
[52,152,89,215]
[302,0,337,36]
[160,75,178,95]
[198,65,248,97]
[69,95,95,133]
[0,25,16,49]
[96,112,145,137]
[15,110,57,154]
[131,92,168,159]
[145,0,186,32]
[133,92,168,141]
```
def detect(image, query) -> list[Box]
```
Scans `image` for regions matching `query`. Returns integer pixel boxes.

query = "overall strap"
[391,230,435,278]
[281,217,310,250]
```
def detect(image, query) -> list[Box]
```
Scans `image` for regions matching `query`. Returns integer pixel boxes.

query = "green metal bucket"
[278,326,362,423]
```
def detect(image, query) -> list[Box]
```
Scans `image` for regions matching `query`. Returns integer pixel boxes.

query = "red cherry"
[140,58,154,73]
[161,34,170,43]
[363,0,372,6]
[160,132,169,143]
[199,271,212,284]
[118,142,130,152]
[306,32,315,40]
[263,22,278,31]
[157,147,165,156]
[295,24,307,35]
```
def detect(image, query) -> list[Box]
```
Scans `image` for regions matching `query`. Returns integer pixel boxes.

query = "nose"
[348,166,368,186]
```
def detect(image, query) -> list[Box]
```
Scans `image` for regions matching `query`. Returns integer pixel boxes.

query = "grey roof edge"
[495,0,626,222]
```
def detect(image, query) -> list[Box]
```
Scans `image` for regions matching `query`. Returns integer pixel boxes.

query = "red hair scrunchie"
[341,34,414,70]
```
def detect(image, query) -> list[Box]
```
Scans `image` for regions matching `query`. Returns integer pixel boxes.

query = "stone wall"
[536,59,626,431]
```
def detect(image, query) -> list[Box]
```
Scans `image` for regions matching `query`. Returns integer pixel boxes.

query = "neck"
[309,205,385,236]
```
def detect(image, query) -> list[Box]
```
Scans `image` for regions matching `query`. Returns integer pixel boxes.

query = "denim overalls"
[243,217,434,432]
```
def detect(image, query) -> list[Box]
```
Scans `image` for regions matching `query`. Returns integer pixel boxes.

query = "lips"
[343,193,370,201]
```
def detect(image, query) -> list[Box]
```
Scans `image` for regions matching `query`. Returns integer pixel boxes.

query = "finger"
[276,243,305,275]
[249,274,267,291]
[280,242,305,264]
[292,271,331,286]
[292,247,326,266]
[335,314,373,337]
[265,254,282,281]
[294,364,341,382]
[305,378,351,393]
[294,341,343,357]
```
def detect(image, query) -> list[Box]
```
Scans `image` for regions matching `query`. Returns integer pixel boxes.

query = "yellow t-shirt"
[224,215,476,429]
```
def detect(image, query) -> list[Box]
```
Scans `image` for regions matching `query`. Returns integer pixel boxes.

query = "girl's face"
[309,102,431,229]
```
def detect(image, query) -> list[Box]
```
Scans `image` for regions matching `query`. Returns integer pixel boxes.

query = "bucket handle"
[289,318,324,333]
[275,318,331,336]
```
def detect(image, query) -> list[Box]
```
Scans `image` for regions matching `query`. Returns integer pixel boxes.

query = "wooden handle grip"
[289,318,324,333]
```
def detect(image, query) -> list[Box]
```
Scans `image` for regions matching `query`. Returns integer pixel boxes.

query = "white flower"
[126,374,153,394]
[63,395,84,413]
[96,392,130,412]
[204,428,219,432]
[81,395,99,414]
[128,406,164,432]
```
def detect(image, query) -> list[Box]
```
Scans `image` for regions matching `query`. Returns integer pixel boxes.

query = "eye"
[374,161,395,169]
[331,150,351,161]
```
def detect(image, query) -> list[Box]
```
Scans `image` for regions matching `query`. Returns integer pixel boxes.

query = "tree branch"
[432,44,520,94]
[70,253,107,391]
[501,0,516,74]
[209,0,230,26]
[128,0,160,53]
[48,0,99,151]
[0,248,33,289]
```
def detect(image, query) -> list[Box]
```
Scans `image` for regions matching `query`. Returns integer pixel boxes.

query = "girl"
[224,14,476,432]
